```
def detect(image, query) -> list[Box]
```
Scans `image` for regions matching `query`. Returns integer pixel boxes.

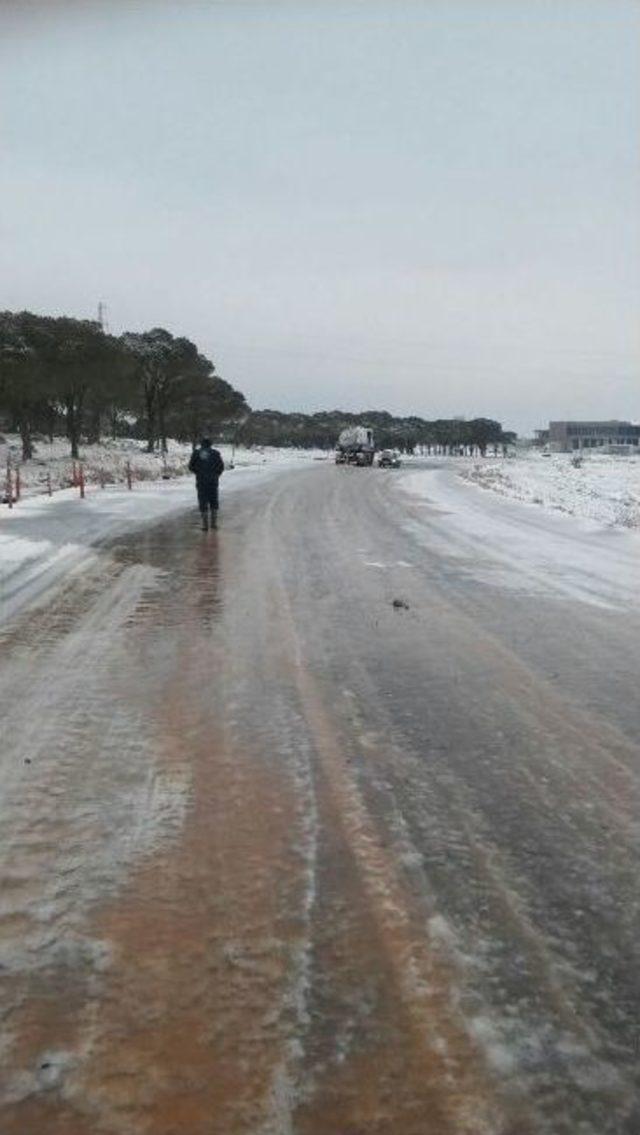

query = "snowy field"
[459,451,640,529]
[0,445,328,623]
[0,434,327,499]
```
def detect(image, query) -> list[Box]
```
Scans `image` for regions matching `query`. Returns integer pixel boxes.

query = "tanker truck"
[335,426,375,466]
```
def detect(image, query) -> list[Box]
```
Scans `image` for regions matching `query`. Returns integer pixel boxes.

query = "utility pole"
[97,302,109,333]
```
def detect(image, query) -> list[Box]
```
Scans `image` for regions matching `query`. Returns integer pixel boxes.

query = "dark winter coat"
[189,445,225,486]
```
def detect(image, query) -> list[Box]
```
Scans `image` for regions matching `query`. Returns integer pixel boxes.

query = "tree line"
[0,310,248,460]
[0,309,515,463]
[238,409,515,455]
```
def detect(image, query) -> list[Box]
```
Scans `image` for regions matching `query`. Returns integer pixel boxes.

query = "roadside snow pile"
[461,453,640,528]
[0,435,328,500]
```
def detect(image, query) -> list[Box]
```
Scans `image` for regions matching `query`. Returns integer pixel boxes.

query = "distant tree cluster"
[0,310,515,464]
[0,310,248,460]
[239,409,515,455]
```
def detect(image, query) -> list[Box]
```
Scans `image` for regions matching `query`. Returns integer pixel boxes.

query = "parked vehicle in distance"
[335,426,375,466]
[377,449,401,468]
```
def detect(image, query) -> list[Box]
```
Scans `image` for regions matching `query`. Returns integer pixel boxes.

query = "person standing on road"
[189,437,225,531]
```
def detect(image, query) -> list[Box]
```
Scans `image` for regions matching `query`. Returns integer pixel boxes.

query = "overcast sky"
[1,0,638,434]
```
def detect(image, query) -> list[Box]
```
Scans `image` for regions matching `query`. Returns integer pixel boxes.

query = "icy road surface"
[1,462,639,1134]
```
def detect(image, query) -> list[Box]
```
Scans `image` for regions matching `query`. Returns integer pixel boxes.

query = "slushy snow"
[0,446,327,623]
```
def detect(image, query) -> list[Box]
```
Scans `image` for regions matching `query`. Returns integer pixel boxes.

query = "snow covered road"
[1,462,639,1134]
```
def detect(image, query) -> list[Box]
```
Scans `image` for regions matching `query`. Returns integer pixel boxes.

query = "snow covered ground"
[459,451,640,529]
[0,449,327,623]
[0,434,327,498]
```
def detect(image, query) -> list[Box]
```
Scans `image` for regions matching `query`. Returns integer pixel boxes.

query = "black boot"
[210,509,218,529]
[201,512,209,532]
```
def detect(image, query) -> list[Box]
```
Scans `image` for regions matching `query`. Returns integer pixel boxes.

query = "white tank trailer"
[335,426,375,466]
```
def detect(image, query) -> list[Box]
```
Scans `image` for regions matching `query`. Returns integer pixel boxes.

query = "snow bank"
[460,452,640,529]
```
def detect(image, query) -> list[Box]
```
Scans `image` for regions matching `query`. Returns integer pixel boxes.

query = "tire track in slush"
[75,671,311,1135]
[256,486,527,1135]
[1,516,319,1135]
